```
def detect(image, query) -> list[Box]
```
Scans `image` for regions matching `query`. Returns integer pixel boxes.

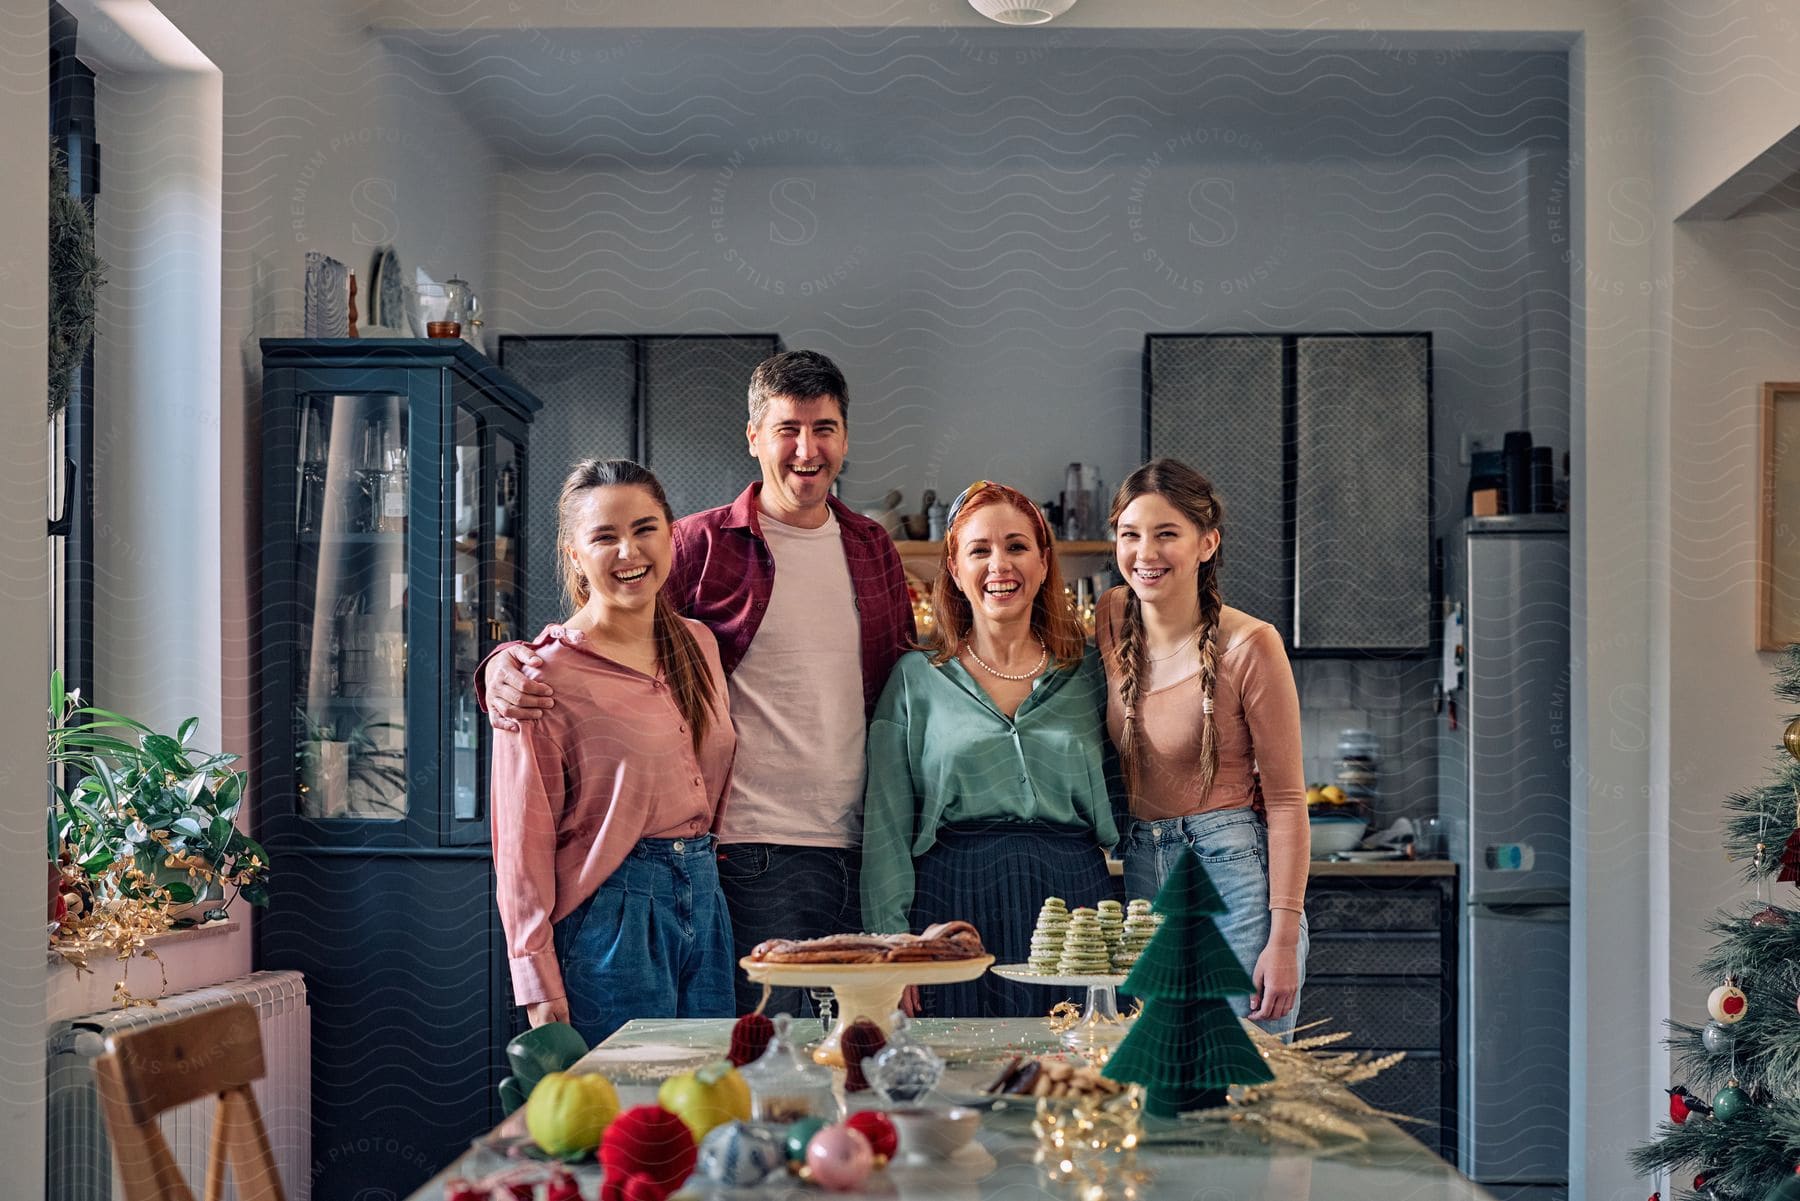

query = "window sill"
[45,914,234,965]
[47,915,250,1024]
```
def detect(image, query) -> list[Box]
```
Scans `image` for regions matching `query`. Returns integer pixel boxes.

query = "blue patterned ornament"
[696,1121,785,1187]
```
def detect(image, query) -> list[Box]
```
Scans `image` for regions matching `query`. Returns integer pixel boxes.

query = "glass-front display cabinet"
[258,339,537,850]
[254,338,539,1200]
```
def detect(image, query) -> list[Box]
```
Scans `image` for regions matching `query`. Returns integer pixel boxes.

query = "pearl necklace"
[963,638,1048,681]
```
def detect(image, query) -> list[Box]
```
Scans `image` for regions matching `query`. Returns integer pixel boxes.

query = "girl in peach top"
[491,460,737,1046]
[1098,458,1309,1038]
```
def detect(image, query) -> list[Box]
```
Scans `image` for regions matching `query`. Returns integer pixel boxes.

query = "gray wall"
[486,48,1570,537]
[485,45,1569,824]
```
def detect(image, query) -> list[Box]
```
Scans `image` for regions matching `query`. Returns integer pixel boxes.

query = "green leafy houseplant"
[47,671,269,971]
[296,708,407,818]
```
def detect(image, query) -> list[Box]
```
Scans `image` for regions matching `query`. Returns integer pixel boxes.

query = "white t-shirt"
[717,507,868,848]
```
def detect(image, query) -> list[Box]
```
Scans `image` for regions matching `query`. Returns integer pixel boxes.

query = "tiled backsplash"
[1292,658,1440,828]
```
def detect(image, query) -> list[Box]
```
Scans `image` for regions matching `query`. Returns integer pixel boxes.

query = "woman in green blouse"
[861,480,1118,1018]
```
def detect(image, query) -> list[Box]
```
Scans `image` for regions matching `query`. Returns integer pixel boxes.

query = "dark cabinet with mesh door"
[1301,868,1458,1160]
[498,334,781,633]
[1143,333,1433,654]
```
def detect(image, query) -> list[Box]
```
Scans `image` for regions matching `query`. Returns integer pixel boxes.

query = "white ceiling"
[383,27,1569,169]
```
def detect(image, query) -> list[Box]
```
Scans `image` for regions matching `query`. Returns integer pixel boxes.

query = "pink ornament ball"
[805,1124,875,1193]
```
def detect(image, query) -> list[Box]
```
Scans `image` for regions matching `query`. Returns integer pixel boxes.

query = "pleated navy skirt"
[909,821,1117,1018]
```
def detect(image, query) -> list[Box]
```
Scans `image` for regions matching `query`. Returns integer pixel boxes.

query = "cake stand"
[990,964,1132,1055]
[739,955,994,1067]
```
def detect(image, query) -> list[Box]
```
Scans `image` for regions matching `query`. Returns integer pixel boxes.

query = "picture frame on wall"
[1757,381,1800,650]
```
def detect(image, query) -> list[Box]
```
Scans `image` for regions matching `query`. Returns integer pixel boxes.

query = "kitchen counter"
[1107,856,1457,879]
[1310,859,1457,878]
[408,1018,1494,1201]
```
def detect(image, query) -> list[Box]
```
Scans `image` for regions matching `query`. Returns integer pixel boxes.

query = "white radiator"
[47,970,311,1201]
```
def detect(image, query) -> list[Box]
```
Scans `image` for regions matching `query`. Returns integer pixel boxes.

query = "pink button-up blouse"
[490,621,736,1005]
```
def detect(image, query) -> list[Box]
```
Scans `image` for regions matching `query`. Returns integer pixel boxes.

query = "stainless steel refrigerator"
[1437,514,1570,1201]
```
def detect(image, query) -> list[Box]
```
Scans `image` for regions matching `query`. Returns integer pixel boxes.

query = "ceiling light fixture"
[967,0,1076,25]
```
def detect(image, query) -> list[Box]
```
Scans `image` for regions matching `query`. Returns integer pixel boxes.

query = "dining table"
[406,1017,1497,1201]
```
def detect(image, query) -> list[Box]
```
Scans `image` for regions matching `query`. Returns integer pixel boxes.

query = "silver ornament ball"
[1701,1022,1734,1055]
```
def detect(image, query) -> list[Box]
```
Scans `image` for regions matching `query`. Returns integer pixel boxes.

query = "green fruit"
[525,1070,621,1157]
[657,1060,752,1141]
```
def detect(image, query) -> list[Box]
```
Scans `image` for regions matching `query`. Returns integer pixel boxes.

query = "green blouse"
[859,646,1120,933]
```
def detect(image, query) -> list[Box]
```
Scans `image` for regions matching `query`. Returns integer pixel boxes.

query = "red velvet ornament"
[544,1169,581,1201]
[599,1105,698,1201]
[442,1180,485,1201]
[1778,829,1800,884]
[846,1110,898,1161]
[728,1013,776,1068]
[841,1020,888,1093]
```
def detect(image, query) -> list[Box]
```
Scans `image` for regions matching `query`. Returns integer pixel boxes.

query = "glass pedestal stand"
[991,965,1132,1058]
[738,955,995,1067]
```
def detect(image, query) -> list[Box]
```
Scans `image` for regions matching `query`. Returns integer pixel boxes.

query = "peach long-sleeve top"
[1096,589,1309,913]
[490,621,736,1006]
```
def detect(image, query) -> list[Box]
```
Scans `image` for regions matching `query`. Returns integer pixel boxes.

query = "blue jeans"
[1120,809,1309,1039]
[551,835,735,1046]
[716,843,860,1017]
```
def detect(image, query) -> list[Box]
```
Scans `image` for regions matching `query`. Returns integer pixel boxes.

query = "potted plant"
[47,671,270,972]
[296,708,407,819]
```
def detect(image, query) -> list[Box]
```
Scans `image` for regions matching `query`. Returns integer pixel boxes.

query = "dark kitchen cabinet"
[1144,335,1290,642]
[498,334,780,632]
[1302,868,1459,1160]
[1143,333,1433,654]
[254,338,541,1198]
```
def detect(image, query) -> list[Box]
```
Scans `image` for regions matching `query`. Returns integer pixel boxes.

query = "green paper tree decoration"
[1102,852,1273,1117]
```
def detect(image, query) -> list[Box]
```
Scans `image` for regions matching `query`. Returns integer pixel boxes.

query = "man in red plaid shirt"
[484,350,915,1015]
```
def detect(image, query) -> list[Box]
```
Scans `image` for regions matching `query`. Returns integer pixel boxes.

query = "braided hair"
[556,459,717,756]
[1107,458,1225,802]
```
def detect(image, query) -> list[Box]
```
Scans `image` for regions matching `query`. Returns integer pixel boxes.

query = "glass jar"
[865,1012,945,1104]
[739,1014,836,1123]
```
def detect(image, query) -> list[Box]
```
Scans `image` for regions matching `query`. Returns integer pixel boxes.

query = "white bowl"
[1309,814,1370,855]
[888,1106,981,1160]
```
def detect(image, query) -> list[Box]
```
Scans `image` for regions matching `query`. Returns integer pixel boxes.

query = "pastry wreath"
[750,921,986,964]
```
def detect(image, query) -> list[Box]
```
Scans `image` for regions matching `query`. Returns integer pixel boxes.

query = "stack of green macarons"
[1112,898,1159,971]
[1057,907,1114,975]
[1028,897,1071,972]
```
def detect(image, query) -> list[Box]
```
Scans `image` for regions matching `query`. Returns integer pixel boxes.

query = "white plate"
[990,963,1127,988]
[1322,849,1404,862]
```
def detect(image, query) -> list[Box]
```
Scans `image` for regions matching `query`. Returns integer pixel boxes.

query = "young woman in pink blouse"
[1098,458,1310,1038]
[491,460,737,1045]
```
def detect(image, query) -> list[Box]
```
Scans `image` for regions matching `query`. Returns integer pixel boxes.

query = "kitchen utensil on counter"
[1333,728,1380,812]
[1531,446,1556,512]
[1417,814,1447,857]
[1466,450,1506,517]
[1309,813,1370,856]
[404,283,453,337]
[1502,430,1533,515]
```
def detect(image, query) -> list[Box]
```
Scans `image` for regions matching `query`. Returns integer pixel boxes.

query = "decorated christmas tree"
[1632,648,1800,1200]
[1102,852,1273,1117]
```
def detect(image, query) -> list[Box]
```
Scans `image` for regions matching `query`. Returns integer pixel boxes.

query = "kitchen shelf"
[895,539,1114,555]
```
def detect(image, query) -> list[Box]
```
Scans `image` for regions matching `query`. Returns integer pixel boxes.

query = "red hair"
[923,482,1086,671]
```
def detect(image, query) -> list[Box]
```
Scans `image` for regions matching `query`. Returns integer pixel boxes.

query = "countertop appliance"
[1436,514,1570,1201]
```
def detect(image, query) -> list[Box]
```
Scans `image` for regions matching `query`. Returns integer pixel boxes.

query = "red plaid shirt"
[666,483,916,720]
